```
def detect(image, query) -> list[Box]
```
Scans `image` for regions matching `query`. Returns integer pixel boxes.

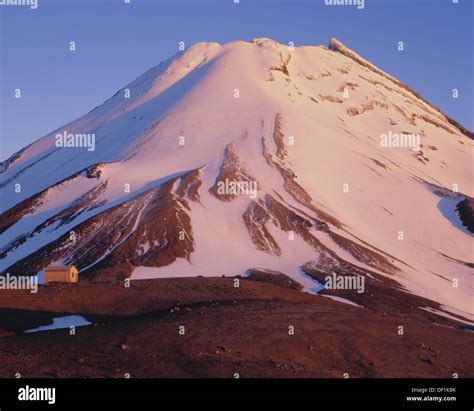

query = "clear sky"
[0,0,472,161]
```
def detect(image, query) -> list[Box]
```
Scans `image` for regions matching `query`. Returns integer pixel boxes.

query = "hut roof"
[45,265,76,271]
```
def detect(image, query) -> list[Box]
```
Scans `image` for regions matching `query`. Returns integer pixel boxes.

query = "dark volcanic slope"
[457,196,474,234]
[0,277,472,378]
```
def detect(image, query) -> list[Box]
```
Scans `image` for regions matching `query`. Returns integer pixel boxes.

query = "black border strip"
[0,378,472,409]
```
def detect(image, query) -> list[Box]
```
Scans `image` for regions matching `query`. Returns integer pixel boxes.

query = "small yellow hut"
[44,265,79,283]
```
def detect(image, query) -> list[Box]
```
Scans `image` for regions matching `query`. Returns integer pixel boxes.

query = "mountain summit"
[1,38,472,321]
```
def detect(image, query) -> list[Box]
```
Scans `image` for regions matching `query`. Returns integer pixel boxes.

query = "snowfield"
[1,38,472,321]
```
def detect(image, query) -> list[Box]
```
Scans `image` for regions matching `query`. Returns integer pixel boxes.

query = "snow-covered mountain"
[1,38,472,320]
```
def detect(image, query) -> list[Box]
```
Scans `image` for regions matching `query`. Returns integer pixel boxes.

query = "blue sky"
[0,0,472,160]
